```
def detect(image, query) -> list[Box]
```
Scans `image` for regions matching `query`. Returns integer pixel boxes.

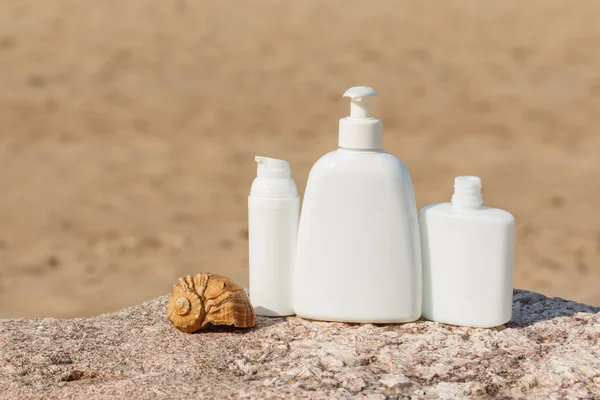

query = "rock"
[379,374,412,389]
[0,289,599,399]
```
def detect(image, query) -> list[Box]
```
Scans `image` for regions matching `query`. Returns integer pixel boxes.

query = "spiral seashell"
[166,273,256,333]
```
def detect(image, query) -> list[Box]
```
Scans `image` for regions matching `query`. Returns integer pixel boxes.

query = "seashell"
[166,273,256,333]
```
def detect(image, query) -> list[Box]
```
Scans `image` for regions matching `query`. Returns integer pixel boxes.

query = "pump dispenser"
[339,86,382,150]
[254,156,292,180]
[293,86,422,323]
[419,176,515,327]
[248,156,299,316]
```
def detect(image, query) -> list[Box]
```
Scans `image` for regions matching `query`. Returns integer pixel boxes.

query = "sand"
[0,0,599,318]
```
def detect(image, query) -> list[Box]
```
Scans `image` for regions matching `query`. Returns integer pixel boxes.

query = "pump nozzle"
[255,156,291,178]
[343,86,379,118]
[338,86,382,150]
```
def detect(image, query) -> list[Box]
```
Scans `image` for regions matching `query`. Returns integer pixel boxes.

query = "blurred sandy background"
[0,0,598,318]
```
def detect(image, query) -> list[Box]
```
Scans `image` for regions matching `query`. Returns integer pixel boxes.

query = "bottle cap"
[251,156,298,198]
[338,86,382,150]
[255,156,291,179]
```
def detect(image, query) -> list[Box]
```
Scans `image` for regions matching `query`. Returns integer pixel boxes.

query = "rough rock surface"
[1,289,599,399]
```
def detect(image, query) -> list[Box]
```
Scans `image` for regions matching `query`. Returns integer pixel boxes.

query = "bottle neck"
[338,117,382,150]
[451,176,483,209]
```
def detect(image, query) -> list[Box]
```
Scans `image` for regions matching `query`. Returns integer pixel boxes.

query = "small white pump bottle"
[419,176,515,328]
[293,86,422,323]
[248,156,299,316]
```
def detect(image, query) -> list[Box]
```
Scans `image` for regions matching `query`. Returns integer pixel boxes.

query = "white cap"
[451,176,483,208]
[255,156,291,178]
[338,86,382,150]
[251,156,298,198]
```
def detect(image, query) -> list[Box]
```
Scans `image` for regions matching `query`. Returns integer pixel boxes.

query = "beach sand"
[0,0,598,317]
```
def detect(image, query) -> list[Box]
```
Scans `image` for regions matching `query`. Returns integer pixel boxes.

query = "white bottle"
[293,86,422,323]
[419,176,515,328]
[248,156,299,316]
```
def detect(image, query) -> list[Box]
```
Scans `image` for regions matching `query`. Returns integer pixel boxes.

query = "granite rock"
[1,289,599,399]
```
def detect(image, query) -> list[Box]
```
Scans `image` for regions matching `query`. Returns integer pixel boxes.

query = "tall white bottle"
[293,86,422,323]
[248,156,299,316]
[419,176,515,328]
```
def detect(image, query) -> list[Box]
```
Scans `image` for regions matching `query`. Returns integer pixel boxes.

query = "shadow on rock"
[508,289,600,328]
[194,315,288,334]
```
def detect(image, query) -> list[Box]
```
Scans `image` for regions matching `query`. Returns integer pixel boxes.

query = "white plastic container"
[248,156,299,316]
[293,86,422,323]
[419,176,515,327]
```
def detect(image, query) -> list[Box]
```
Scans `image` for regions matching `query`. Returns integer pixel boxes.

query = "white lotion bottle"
[419,176,515,328]
[248,156,299,316]
[293,86,422,323]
